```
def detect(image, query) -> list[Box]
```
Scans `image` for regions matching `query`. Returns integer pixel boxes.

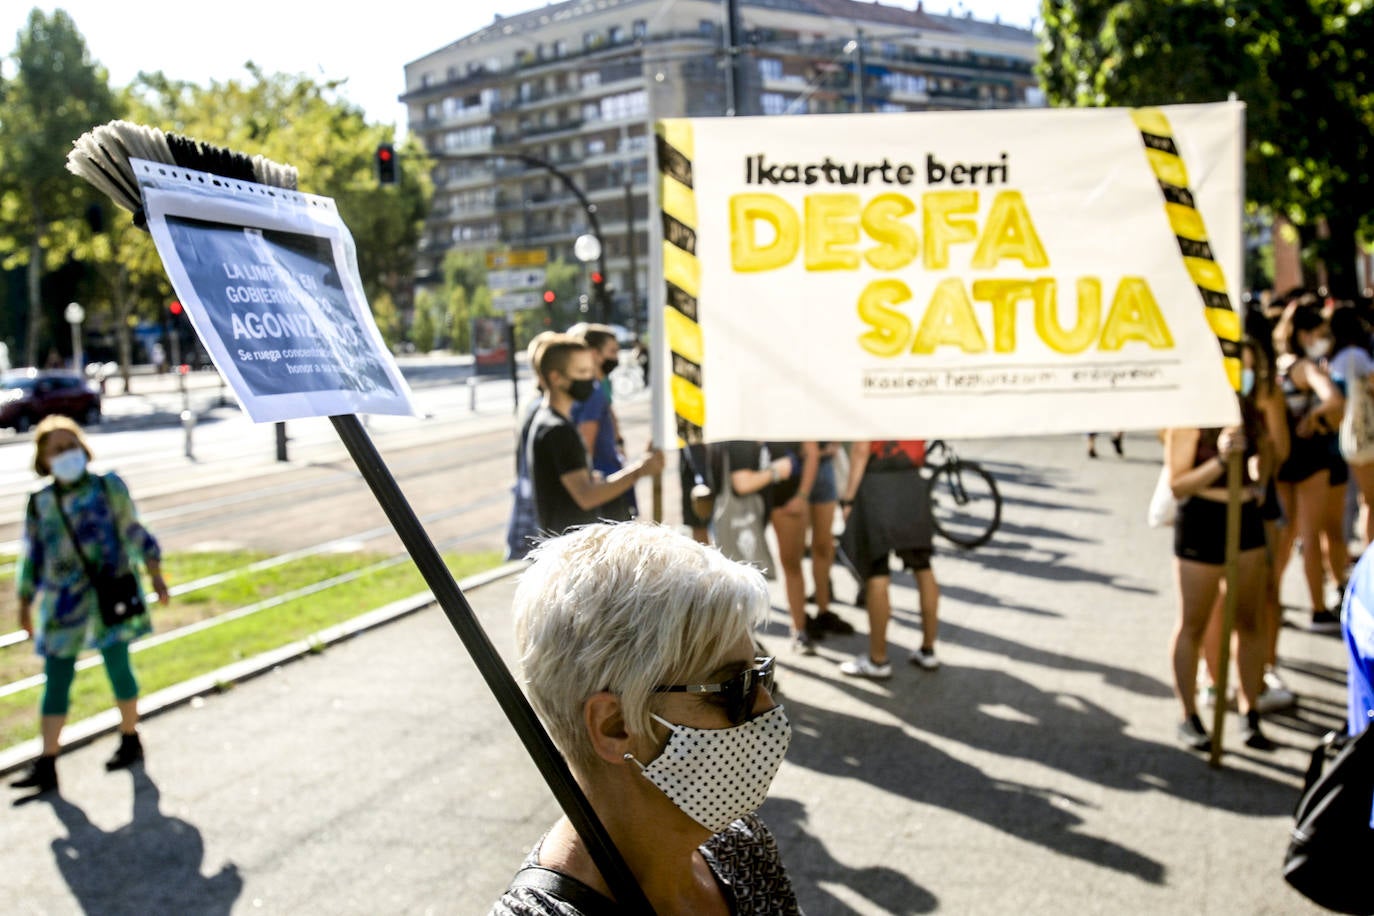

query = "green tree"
[126,65,431,315]
[409,294,436,352]
[1037,0,1374,297]
[0,9,118,365]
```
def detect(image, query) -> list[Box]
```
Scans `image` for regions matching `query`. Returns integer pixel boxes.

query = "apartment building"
[401,0,1039,321]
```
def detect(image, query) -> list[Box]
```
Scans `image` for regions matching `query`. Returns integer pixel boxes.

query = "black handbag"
[1282,725,1374,915]
[51,476,147,629]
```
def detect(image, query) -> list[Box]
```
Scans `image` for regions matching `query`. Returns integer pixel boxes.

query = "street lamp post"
[64,302,85,375]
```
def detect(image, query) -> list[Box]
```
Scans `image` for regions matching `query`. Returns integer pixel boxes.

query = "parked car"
[0,370,102,432]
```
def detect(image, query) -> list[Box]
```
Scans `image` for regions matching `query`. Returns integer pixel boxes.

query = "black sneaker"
[1240,711,1275,751]
[1177,715,1211,752]
[105,733,143,772]
[813,610,855,635]
[803,615,828,640]
[10,755,58,793]
[1308,609,1342,634]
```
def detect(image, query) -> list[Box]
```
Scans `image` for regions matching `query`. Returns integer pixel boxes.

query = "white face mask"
[627,704,791,833]
[49,448,88,484]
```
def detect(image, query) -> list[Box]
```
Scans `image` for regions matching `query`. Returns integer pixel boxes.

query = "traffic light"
[375,143,397,185]
[543,290,556,304]
[169,301,183,316]
[590,271,603,286]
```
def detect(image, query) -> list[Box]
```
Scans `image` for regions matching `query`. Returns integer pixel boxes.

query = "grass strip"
[0,550,500,750]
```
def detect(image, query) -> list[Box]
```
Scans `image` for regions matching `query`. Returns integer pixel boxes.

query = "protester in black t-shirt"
[527,334,663,537]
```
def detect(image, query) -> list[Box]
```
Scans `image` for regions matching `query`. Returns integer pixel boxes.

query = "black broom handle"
[329,414,654,915]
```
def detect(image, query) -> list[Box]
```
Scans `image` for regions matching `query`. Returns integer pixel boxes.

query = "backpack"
[1282,725,1374,914]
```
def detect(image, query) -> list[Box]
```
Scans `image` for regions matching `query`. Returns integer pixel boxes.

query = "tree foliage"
[0,8,117,365]
[0,9,431,370]
[1037,0,1374,296]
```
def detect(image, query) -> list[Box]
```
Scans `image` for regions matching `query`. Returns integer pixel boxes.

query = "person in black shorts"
[837,440,940,679]
[1166,376,1277,752]
[1274,304,1346,632]
[526,335,663,538]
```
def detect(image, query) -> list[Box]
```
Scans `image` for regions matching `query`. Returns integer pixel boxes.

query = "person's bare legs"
[1277,473,1332,612]
[1293,471,1332,611]
[1173,557,1223,720]
[863,574,892,664]
[115,697,139,736]
[1232,547,1269,714]
[808,501,836,614]
[1353,462,1374,549]
[771,508,810,636]
[1321,479,1351,589]
[40,714,64,756]
[916,567,939,653]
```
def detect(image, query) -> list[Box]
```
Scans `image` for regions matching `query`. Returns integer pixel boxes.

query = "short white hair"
[513,522,770,774]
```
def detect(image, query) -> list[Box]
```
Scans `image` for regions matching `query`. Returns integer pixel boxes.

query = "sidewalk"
[0,432,1348,914]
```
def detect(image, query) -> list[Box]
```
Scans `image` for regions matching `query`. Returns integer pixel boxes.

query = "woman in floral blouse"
[9,416,169,796]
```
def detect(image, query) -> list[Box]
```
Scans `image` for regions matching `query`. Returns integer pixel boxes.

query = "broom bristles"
[67,119,299,216]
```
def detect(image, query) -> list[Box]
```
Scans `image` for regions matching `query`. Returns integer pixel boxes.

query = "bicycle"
[922,439,1002,549]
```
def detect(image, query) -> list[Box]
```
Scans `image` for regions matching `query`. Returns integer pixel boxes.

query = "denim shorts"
[809,457,838,505]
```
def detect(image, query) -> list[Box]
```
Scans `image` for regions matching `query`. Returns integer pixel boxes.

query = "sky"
[1,0,1040,129]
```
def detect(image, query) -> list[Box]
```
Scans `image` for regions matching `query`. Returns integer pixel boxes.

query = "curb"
[0,559,527,778]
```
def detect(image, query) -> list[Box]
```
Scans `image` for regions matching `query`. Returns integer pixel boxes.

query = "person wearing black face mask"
[526,334,664,537]
[570,325,635,521]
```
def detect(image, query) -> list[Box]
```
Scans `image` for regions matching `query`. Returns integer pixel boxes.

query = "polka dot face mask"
[628,704,791,834]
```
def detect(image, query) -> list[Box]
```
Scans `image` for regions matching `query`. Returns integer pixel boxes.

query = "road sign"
[488,267,547,291]
[486,248,548,270]
[492,291,545,312]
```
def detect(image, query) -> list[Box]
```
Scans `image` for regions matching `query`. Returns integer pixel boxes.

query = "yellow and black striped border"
[1131,107,1242,392]
[657,120,705,446]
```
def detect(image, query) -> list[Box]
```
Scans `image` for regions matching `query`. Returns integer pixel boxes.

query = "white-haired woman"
[491,523,800,915]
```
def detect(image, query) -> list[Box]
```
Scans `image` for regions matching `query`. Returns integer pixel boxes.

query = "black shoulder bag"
[1282,725,1374,914]
[51,477,146,629]
[505,865,623,915]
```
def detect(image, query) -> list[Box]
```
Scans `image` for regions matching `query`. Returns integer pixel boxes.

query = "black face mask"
[568,378,597,402]
[602,358,619,376]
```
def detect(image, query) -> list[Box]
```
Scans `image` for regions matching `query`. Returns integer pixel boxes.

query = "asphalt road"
[0,428,1349,914]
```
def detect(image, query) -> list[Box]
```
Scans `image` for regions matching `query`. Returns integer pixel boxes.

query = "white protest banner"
[133,158,416,423]
[653,102,1244,444]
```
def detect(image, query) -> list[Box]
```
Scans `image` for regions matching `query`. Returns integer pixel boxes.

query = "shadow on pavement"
[930,616,1172,698]
[949,542,1157,594]
[777,630,1313,887]
[41,766,241,915]
[760,796,938,915]
[779,688,1170,885]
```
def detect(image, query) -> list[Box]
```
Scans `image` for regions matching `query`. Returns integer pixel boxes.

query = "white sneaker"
[839,654,892,679]
[909,647,940,670]
[1257,668,1297,712]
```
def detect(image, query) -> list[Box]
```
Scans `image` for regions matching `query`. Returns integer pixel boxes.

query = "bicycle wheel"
[927,460,1002,549]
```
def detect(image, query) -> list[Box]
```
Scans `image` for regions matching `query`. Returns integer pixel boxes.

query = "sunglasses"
[655,656,776,725]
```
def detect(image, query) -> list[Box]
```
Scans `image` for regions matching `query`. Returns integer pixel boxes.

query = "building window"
[758,58,782,81]
[699,19,715,37]
[600,89,647,121]
[581,71,601,89]
[609,25,624,44]
[586,137,607,155]
[760,92,787,115]
[633,18,647,38]
[554,39,567,58]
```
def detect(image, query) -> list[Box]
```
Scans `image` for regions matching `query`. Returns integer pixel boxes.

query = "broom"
[66,120,655,915]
